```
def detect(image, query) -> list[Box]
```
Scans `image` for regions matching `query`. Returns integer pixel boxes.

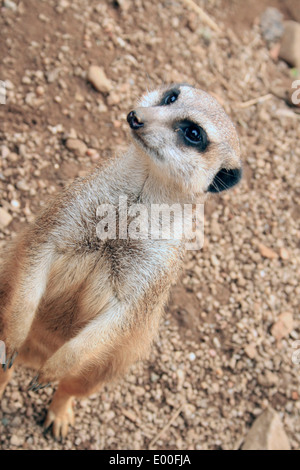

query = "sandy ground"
[0,0,299,450]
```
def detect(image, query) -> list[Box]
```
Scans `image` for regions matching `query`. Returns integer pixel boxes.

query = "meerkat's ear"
[207,168,242,193]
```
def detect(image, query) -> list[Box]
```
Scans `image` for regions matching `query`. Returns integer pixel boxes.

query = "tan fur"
[0,84,242,438]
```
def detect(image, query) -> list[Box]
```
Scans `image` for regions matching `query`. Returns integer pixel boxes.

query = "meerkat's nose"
[127,110,144,130]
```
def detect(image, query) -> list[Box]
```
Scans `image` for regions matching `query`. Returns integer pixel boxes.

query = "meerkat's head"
[127,84,242,196]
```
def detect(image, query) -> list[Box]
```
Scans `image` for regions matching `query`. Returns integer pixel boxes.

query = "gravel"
[0,0,299,451]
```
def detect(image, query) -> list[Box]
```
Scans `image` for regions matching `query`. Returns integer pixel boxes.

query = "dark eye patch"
[175,120,209,152]
[159,88,180,106]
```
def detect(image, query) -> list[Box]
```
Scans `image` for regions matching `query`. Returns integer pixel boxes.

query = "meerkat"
[0,84,242,439]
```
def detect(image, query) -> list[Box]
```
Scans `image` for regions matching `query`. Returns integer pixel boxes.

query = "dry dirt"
[0,0,299,450]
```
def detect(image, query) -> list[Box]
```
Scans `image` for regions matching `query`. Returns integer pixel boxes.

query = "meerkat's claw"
[28,374,51,392]
[2,351,18,371]
[28,374,40,391]
[8,351,18,369]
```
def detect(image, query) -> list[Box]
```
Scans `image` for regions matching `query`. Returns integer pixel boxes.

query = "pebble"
[98,102,108,113]
[4,79,14,90]
[1,145,10,159]
[257,370,279,388]
[244,344,257,359]
[46,68,60,83]
[107,91,121,106]
[11,199,20,209]
[260,8,284,43]
[279,247,289,260]
[65,139,87,156]
[242,408,290,450]
[271,312,294,341]
[16,180,30,191]
[10,435,24,447]
[87,66,112,93]
[258,243,278,259]
[36,86,45,96]
[4,0,17,11]
[87,148,100,162]
[21,76,31,85]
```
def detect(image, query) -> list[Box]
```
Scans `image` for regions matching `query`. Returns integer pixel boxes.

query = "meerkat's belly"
[18,253,112,369]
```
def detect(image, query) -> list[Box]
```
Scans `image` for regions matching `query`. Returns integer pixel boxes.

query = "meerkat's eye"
[160,89,180,106]
[177,120,208,151]
[184,125,202,143]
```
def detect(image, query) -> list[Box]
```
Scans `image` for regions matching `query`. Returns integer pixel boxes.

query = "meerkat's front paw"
[44,398,75,440]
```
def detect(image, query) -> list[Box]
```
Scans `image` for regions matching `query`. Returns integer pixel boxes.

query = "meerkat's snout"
[127,84,242,196]
[127,110,144,130]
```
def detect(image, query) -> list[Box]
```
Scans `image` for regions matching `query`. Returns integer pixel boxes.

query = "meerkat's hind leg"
[43,368,107,440]
[43,384,75,440]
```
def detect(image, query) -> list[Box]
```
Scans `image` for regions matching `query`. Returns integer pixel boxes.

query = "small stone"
[260,8,284,43]
[16,180,29,191]
[176,369,185,387]
[86,148,97,157]
[279,247,289,260]
[10,435,24,447]
[86,149,100,162]
[211,254,220,266]
[25,92,36,106]
[0,208,12,227]
[186,12,198,32]
[63,128,77,140]
[271,312,294,341]
[113,0,130,12]
[279,21,300,68]
[75,92,84,102]
[4,79,14,90]
[122,409,137,422]
[244,344,257,359]
[257,370,279,388]
[65,138,87,156]
[258,243,278,259]
[22,76,31,85]
[91,153,100,162]
[1,145,10,159]
[87,66,112,93]
[107,91,120,106]
[57,0,69,10]
[38,13,50,23]
[8,152,18,162]
[36,86,45,96]
[11,199,20,209]
[242,407,290,450]
[4,0,17,11]
[98,102,108,113]
[113,120,121,128]
[46,68,60,83]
